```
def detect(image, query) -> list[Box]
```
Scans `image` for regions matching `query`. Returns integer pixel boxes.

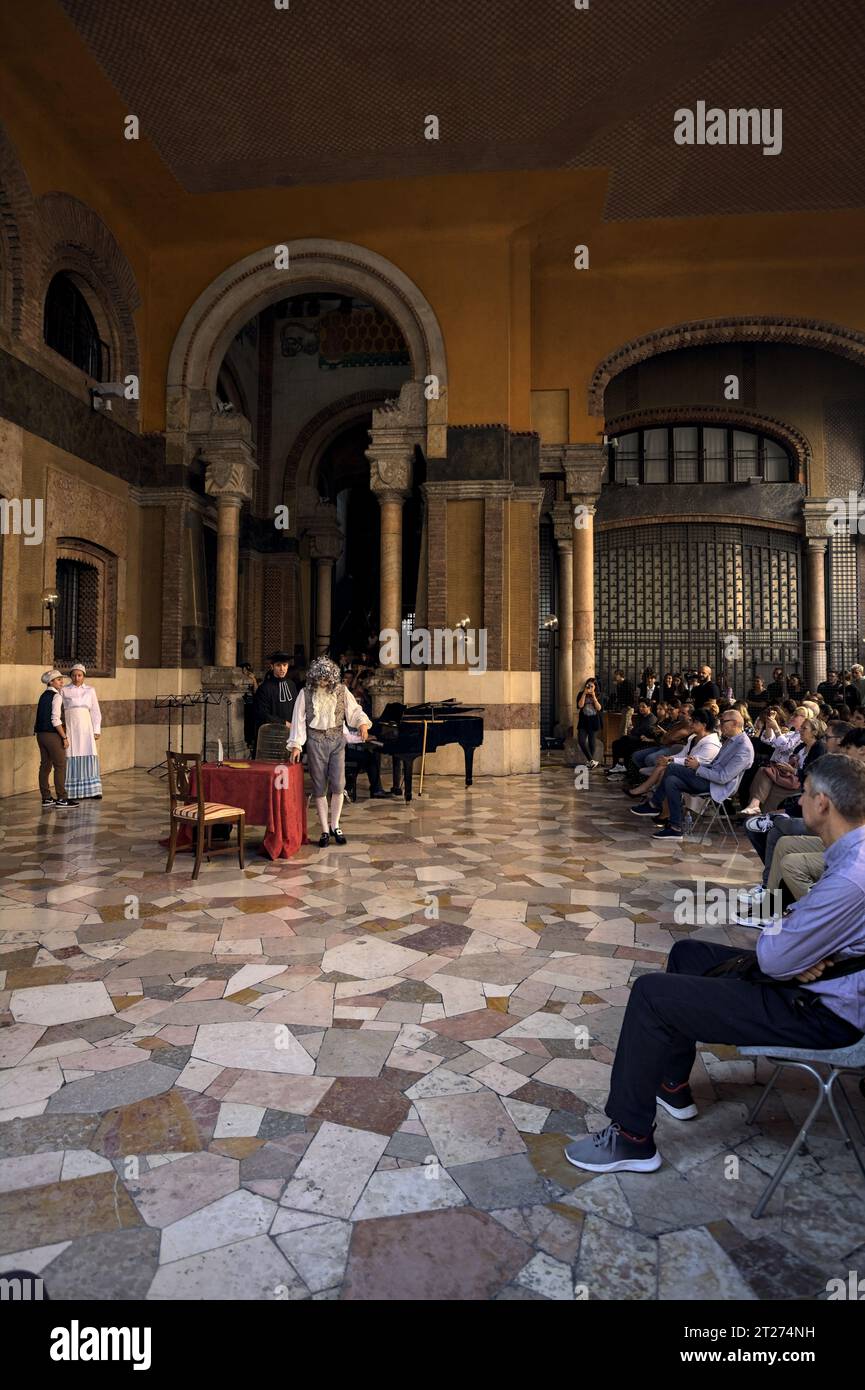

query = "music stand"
[148,692,224,777]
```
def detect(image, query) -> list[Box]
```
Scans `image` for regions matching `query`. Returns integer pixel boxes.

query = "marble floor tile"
[280,1122,389,1218]
[415,1091,526,1167]
[10,981,114,1026]
[192,1022,315,1076]
[274,1219,352,1293]
[148,1233,307,1300]
[160,1189,277,1263]
[352,1166,467,1220]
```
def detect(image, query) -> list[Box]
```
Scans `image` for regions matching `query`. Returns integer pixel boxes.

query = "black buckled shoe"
[318,831,331,848]
[330,826,347,845]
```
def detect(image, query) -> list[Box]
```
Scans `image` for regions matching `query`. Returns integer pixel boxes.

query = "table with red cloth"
[173,761,307,860]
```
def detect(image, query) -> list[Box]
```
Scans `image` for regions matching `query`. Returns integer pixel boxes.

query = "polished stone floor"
[0,762,863,1301]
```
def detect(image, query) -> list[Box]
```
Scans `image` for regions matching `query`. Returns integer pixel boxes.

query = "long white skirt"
[64,706,102,798]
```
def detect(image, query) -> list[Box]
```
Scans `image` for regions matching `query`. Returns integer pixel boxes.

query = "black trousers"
[611,735,653,765]
[606,939,861,1135]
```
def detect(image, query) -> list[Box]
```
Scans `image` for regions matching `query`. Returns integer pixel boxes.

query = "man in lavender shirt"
[565,753,865,1174]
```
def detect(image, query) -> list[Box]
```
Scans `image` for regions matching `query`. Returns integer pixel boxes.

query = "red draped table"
[175,761,307,860]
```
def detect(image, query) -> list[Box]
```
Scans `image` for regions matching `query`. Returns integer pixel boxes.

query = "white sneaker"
[588,760,599,769]
[737,884,766,905]
[745,814,775,834]
[606,763,627,775]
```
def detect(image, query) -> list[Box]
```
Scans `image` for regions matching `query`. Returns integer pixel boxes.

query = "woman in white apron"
[61,664,103,799]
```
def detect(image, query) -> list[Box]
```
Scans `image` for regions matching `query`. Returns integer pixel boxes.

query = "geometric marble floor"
[1,763,863,1301]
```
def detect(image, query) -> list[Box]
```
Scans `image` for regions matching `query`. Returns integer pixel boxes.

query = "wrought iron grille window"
[607,426,792,484]
[43,273,109,381]
[55,558,99,667]
[538,521,556,738]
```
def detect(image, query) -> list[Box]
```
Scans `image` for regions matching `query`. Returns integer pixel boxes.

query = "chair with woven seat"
[165,750,245,880]
[738,1035,865,1217]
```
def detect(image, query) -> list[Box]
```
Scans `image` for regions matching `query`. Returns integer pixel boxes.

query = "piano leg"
[463,744,476,787]
[403,759,415,801]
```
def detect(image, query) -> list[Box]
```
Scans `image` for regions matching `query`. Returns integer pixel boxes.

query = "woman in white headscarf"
[61,663,103,800]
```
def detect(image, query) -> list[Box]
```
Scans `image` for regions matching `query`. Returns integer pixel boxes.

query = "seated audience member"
[786,673,805,700]
[836,703,853,722]
[565,754,865,1174]
[739,716,825,817]
[741,705,804,803]
[609,670,635,712]
[851,708,865,730]
[630,708,754,839]
[691,664,720,707]
[607,699,658,775]
[733,701,756,736]
[625,706,692,785]
[733,722,854,924]
[746,675,769,714]
[627,708,720,801]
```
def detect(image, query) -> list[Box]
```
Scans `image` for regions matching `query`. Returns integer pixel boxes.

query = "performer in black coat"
[252,651,297,738]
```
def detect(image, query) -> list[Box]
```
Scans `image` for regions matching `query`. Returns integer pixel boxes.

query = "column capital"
[560,444,607,505]
[551,500,574,546]
[367,447,414,504]
[202,422,256,503]
[806,536,829,554]
[802,496,836,540]
[302,500,343,563]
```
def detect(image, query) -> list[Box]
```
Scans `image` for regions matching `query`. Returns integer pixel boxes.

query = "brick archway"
[588,317,865,416]
[604,404,813,486]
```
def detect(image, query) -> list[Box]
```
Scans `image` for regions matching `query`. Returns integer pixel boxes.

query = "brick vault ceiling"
[58,0,865,218]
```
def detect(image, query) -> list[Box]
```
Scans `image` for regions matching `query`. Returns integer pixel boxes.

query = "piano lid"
[402,700,485,716]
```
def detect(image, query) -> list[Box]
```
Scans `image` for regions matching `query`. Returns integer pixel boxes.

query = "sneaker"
[745,814,775,834]
[564,1123,662,1174]
[653,825,683,839]
[53,798,79,807]
[630,804,658,817]
[587,760,599,770]
[318,831,330,848]
[736,884,766,906]
[330,827,347,846]
[41,798,54,808]
[606,764,627,776]
[656,1081,699,1120]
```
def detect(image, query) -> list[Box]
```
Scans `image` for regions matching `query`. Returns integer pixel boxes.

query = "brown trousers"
[37,730,66,800]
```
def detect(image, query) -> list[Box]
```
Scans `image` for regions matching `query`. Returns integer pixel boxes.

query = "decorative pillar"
[563,445,606,697]
[366,382,424,673]
[552,501,574,728]
[803,500,831,690]
[199,418,256,758]
[205,450,256,668]
[309,530,343,654]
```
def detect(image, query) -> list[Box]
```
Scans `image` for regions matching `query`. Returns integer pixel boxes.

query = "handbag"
[764,763,801,791]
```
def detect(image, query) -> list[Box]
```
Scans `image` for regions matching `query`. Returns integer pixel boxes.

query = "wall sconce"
[541,614,559,631]
[27,587,60,637]
[455,615,471,631]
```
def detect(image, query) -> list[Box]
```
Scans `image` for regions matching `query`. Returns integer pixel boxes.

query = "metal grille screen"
[595,523,802,688]
[539,521,556,737]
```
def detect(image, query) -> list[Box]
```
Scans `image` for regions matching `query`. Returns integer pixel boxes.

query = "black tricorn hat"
[269,650,291,662]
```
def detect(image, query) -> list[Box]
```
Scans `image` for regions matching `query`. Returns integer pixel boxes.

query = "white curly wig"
[307,656,341,690]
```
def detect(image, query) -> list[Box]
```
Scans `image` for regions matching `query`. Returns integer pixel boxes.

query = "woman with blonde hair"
[61,663,103,800]
[740,714,826,816]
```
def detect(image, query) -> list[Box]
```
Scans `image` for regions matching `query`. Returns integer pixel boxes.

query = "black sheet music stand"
[148,692,224,777]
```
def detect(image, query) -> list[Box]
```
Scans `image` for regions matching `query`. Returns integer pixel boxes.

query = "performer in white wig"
[61,663,103,800]
[288,655,371,846]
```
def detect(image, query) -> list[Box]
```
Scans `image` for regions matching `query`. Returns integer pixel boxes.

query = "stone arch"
[589,316,865,417]
[166,239,448,458]
[36,191,141,397]
[284,388,393,514]
[0,123,38,342]
[603,404,813,487]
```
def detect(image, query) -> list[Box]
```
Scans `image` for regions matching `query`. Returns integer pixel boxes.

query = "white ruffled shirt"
[288,685,370,749]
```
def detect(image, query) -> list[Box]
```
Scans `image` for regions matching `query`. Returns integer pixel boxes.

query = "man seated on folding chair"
[565,753,865,1175]
[630,707,754,840]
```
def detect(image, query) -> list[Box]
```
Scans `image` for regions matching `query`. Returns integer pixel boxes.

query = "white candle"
[217,738,224,764]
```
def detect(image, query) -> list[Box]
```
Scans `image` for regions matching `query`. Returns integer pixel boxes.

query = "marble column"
[306,513,343,657]
[368,456,413,666]
[803,499,832,691]
[563,446,607,697]
[552,501,574,728]
[204,446,256,669]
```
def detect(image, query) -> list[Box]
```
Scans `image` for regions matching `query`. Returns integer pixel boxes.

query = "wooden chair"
[165,751,245,880]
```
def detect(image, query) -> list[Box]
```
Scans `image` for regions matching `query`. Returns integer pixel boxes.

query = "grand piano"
[373,699,485,801]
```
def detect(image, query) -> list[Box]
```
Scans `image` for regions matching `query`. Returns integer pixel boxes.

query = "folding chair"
[683,770,745,847]
[738,1036,865,1217]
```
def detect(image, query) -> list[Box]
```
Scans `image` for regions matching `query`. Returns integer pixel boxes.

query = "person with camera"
[576,677,603,769]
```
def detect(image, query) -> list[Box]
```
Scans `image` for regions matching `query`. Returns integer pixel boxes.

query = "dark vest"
[34,688,60,734]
